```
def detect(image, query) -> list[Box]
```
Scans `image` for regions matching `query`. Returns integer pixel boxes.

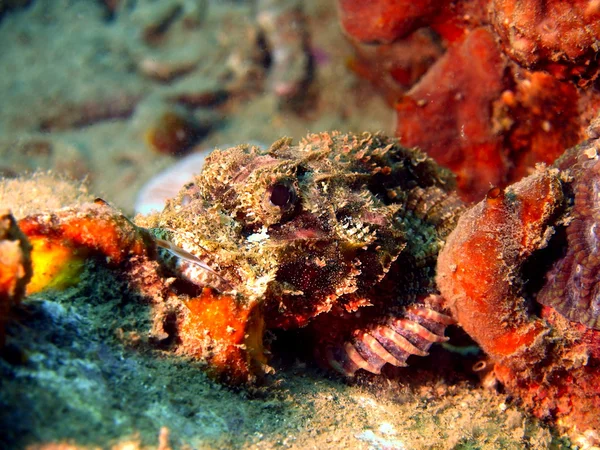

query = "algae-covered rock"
[0,172,93,219]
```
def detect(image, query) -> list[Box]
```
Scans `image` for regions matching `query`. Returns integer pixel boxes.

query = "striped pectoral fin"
[326,295,453,377]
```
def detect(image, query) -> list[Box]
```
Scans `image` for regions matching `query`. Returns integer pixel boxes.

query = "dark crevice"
[521,225,568,316]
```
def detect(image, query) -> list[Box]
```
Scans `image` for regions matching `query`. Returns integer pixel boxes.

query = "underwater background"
[1,1,598,449]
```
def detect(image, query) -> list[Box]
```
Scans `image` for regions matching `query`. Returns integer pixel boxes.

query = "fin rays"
[326,295,454,377]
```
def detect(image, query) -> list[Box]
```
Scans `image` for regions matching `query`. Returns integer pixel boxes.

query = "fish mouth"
[155,237,236,292]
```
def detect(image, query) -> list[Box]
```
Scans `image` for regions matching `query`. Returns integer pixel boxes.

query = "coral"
[493,70,582,182]
[16,200,160,299]
[436,170,563,363]
[394,27,507,200]
[178,287,268,384]
[494,307,600,434]
[10,196,180,356]
[25,235,87,295]
[436,136,600,432]
[19,201,151,267]
[490,0,600,79]
[338,0,600,201]
[0,210,32,342]
[153,131,465,380]
[345,28,444,106]
[337,0,442,44]
[537,142,600,329]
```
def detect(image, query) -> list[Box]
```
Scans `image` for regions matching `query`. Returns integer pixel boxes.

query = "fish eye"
[269,182,295,207]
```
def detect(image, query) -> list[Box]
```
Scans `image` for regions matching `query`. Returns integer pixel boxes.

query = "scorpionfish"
[154,131,465,381]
